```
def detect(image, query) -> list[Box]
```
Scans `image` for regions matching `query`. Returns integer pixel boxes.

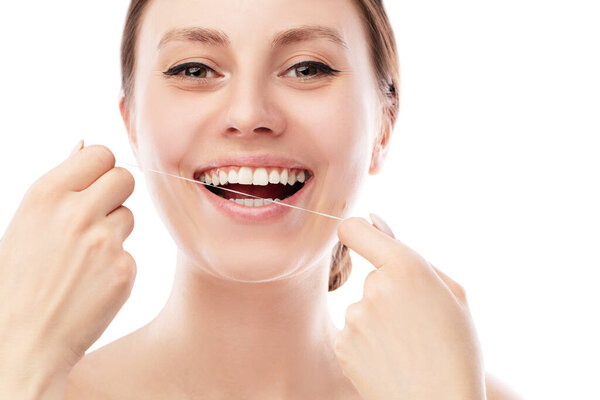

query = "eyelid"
[280,60,339,78]
[162,62,219,77]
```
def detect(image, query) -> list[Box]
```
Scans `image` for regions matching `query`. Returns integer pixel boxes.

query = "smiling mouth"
[193,166,312,205]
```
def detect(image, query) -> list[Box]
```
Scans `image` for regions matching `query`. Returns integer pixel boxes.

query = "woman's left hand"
[334,216,486,400]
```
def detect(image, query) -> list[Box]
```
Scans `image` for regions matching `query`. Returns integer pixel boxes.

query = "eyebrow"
[157,24,348,51]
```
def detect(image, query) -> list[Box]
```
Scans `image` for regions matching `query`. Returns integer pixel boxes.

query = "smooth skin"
[0,0,523,398]
[0,143,136,399]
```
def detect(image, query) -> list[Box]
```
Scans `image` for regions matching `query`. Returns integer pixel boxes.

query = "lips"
[191,153,315,222]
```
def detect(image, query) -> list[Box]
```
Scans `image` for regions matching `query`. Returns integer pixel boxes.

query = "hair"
[120,0,400,292]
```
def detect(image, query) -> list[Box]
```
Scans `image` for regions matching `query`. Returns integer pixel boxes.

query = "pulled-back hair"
[120,0,400,291]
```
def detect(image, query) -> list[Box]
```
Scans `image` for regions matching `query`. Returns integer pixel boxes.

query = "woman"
[0,0,521,399]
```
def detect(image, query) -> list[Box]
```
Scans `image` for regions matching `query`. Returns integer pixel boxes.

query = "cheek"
[136,79,207,168]
[289,83,374,214]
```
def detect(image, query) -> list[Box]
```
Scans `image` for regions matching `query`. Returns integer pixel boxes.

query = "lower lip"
[195,177,314,222]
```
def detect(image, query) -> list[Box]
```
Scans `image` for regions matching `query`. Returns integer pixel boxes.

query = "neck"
[147,250,351,399]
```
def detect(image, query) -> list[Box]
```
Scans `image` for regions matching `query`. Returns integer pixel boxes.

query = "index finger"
[337,217,429,270]
[46,144,116,192]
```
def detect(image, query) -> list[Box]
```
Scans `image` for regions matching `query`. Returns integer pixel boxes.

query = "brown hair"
[120,0,400,292]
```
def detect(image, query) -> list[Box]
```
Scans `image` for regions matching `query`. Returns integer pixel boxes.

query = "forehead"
[138,0,367,56]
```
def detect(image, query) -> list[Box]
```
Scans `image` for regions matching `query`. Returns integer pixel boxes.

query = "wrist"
[0,346,72,400]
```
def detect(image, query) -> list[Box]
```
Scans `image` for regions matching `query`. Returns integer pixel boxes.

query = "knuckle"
[344,303,364,328]
[363,272,383,297]
[86,228,111,251]
[394,259,425,281]
[87,145,116,170]
[364,278,389,303]
[454,282,467,302]
[114,167,135,190]
[113,252,136,286]
[122,206,135,233]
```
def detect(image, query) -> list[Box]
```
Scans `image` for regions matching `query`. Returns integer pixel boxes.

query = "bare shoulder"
[486,371,525,400]
[65,328,156,400]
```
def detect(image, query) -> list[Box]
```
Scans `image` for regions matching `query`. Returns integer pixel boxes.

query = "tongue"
[214,183,295,200]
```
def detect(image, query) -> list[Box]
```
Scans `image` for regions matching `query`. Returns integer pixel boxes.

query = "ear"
[119,90,139,162]
[368,117,393,175]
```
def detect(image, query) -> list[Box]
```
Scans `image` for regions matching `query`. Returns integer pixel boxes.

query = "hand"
[333,215,485,400]
[0,142,136,396]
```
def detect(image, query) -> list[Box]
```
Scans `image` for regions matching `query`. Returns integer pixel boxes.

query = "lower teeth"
[228,198,281,207]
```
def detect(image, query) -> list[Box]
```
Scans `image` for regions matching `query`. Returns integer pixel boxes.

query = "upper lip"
[193,153,313,176]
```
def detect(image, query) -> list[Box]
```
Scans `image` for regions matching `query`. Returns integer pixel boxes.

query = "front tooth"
[253,198,263,207]
[203,173,212,185]
[219,170,228,185]
[297,170,306,183]
[211,171,219,186]
[238,167,253,184]
[228,169,239,184]
[288,170,297,185]
[280,168,289,185]
[268,169,280,184]
[253,168,269,186]
[235,199,244,205]
[243,198,254,206]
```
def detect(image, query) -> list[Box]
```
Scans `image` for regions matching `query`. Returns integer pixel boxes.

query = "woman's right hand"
[0,142,136,396]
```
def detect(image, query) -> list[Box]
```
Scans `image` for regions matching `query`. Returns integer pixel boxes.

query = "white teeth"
[219,170,228,185]
[268,169,280,184]
[280,169,288,185]
[253,168,269,186]
[238,167,253,184]
[288,170,297,185]
[198,167,309,187]
[227,169,239,184]
[228,198,280,207]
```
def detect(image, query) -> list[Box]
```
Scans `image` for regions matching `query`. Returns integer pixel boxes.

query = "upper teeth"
[198,167,308,186]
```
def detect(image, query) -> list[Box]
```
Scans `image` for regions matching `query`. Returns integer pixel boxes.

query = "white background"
[1,1,598,399]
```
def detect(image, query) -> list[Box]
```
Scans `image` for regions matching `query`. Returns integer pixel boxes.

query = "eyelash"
[162,60,340,83]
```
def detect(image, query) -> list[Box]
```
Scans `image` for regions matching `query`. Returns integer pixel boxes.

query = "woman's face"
[123,0,384,281]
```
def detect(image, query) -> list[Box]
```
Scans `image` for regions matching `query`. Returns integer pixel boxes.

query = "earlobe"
[368,118,393,175]
[119,92,139,161]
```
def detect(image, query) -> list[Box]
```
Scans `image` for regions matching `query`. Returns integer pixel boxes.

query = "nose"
[223,74,286,139]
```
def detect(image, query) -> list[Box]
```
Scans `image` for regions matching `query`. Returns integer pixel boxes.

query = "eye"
[162,62,218,80]
[282,61,341,80]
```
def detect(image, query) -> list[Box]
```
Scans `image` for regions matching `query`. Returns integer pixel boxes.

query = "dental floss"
[115,160,344,221]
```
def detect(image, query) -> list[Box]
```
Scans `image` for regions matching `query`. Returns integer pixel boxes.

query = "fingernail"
[69,139,84,157]
[369,213,395,238]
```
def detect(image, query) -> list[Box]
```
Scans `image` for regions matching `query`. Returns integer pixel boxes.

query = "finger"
[46,144,116,192]
[337,217,428,270]
[430,263,467,303]
[104,205,135,242]
[83,166,135,217]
